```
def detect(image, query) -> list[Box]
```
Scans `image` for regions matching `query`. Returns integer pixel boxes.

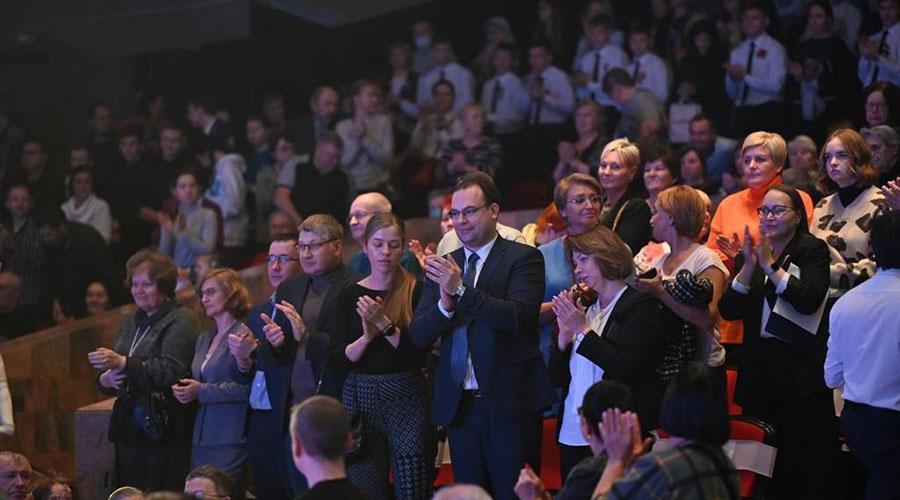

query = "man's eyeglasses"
[295,239,338,253]
[567,195,602,206]
[756,205,794,218]
[266,254,301,264]
[187,491,225,499]
[447,205,489,220]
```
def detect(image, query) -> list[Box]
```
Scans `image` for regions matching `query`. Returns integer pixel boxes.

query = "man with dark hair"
[573,15,629,107]
[244,114,273,185]
[411,172,554,500]
[289,395,368,500]
[287,86,339,162]
[417,37,475,112]
[0,451,32,500]
[8,139,65,212]
[626,23,670,103]
[263,93,288,135]
[410,20,436,74]
[184,465,232,500]
[514,381,634,500]
[229,219,360,500]
[603,68,666,152]
[0,184,47,318]
[858,0,900,87]
[688,114,738,185]
[187,95,235,157]
[826,210,900,500]
[274,132,349,225]
[481,42,529,135]
[34,205,118,318]
[86,102,119,173]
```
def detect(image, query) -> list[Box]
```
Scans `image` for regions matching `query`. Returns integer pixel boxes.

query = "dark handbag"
[108,384,170,444]
[345,373,367,463]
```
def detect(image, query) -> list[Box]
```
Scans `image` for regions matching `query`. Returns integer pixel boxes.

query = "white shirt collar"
[463,233,499,263]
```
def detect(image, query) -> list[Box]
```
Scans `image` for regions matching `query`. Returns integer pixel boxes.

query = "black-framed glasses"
[567,195,602,206]
[295,239,338,253]
[447,204,489,220]
[756,205,794,218]
[266,254,301,264]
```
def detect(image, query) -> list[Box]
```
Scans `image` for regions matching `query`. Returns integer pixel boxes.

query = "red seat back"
[540,418,562,490]
[726,369,742,415]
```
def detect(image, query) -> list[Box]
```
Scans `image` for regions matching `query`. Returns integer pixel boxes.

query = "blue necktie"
[450,252,480,385]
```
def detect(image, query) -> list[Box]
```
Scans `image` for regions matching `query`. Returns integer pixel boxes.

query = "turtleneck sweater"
[707,175,814,343]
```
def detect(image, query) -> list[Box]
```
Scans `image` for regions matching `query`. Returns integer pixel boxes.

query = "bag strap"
[611,200,631,232]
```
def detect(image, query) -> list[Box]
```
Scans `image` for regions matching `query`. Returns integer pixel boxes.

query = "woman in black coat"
[718,185,841,500]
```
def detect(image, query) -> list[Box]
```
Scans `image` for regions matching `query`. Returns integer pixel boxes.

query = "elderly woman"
[719,184,840,500]
[706,132,815,345]
[813,129,886,299]
[472,16,516,81]
[89,250,201,491]
[436,103,502,187]
[61,166,112,244]
[85,281,112,316]
[336,79,394,195]
[598,139,653,253]
[172,268,252,497]
[553,101,607,182]
[863,82,899,129]
[549,225,666,480]
[538,174,603,360]
[643,147,681,210]
[783,135,821,201]
[634,186,729,388]
[861,125,900,184]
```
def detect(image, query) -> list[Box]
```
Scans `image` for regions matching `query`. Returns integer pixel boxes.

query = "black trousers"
[115,440,191,492]
[733,101,785,138]
[753,340,842,500]
[841,401,900,500]
[246,410,294,500]
[447,392,542,500]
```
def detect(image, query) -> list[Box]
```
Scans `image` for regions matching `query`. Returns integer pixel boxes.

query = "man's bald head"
[0,452,32,500]
[433,484,493,500]
[348,192,393,244]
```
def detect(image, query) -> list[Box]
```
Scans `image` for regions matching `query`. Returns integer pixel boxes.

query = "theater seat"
[727,369,742,415]
[540,417,562,490]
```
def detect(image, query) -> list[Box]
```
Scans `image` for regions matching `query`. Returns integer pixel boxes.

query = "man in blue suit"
[410,172,555,500]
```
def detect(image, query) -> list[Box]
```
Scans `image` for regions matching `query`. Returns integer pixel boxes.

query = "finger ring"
[438,272,443,277]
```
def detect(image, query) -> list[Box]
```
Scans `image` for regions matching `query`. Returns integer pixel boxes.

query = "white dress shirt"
[726,33,786,107]
[575,44,630,107]
[857,22,900,87]
[628,52,671,104]
[481,71,530,134]
[528,65,576,125]
[825,268,900,411]
[559,284,627,446]
[437,235,499,389]
[417,62,476,112]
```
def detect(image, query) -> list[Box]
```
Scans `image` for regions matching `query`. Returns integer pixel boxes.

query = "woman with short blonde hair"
[597,138,652,252]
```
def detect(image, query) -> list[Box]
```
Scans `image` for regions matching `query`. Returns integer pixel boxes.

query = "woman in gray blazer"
[173,267,254,498]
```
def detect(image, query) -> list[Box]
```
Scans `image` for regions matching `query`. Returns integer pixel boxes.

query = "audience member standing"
[573,16,630,109]
[725,4,787,136]
[0,184,47,317]
[825,210,900,500]
[553,101,607,182]
[436,104,502,188]
[626,24,670,104]
[336,80,394,197]
[417,37,475,113]
[327,213,433,500]
[410,20,436,75]
[688,115,738,186]
[205,143,249,268]
[173,268,251,497]
[85,102,119,177]
[288,87,339,162]
[858,0,900,88]
[411,173,554,500]
[158,168,218,272]
[524,41,576,181]
[481,43,529,135]
[597,139,653,253]
[719,185,840,500]
[89,251,201,492]
[61,166,112,244]
[346,193,421,277]
[384,42,420,150]
[675,21,730,135]
[274,133,349,225]
[604,70,666,154]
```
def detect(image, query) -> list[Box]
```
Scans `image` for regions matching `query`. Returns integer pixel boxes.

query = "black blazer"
[719,232,831,413]
[409,236,556,427]
[233,264,361,434]
[548,287,667,431]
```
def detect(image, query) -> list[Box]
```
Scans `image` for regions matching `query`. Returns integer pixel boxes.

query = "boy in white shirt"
[626,24,670,104]
[573,15,630,107]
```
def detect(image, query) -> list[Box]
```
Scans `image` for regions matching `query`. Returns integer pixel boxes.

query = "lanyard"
[129,326,152,356]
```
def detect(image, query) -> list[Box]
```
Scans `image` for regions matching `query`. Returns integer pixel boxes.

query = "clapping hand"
[551,289,587,349]
[514,465,549,500]
[261,312,286,347]
[275,300,307,342]
[157,212,174,234]
[757,231,776,271]
[409,239,427,269]
[880,177,900,210]
[357,296,391,334]
[171,378,200,404]
[598,409,651,466]
[227,325,258,370]
[88,347,126,371]
[716,232,742,261]
[99,368,127,390]
[423,251,463,296]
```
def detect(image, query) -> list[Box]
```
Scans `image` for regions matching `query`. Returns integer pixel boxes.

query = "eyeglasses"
[756,205,794,218]
[296,239,337,253]
[567,195,602,206]
[187,491,225,499]
[447,205,489,220]
[866,101,887,110]
[267,254,301,264]
[823,151,851,163]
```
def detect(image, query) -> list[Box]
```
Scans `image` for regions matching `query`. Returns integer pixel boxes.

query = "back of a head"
[185,465,232,498]
[433,484,493,500]
[871,210,900,270]
[108,486,145,500]
[659,363,729,446]
[580,381,634,432]
[290,395,351,461]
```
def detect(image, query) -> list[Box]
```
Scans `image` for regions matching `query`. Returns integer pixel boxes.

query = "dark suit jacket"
[233,264,361,434]
[287,114,332,158]
[409,236,556,427]
[191,323,250,446]
[719,231,831,413]
[548,287,667,431]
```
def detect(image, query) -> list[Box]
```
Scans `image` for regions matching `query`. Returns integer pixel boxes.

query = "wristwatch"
[381,323,397,336]
[765,261,779,276]
[454,283,467,298]
[575,328,589,344]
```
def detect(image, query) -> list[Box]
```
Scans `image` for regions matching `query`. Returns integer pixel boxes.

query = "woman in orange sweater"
[706,131,814,344]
